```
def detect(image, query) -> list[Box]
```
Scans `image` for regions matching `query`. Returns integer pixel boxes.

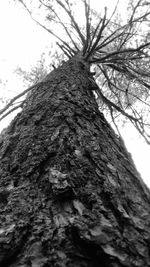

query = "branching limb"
[56,0,86,46]
[96,84,139,122]
[86,7,107,60]
[0,81,44,118]
[18,0,74,58]
[82,0,91,55]
[91,42,150,63]
[39,0,79,53]
[0,104,23,122]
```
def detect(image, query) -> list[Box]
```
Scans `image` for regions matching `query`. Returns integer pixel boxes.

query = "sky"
[0,0,150,187]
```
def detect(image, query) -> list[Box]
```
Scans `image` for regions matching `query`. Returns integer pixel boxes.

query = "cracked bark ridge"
[0,57,150,266]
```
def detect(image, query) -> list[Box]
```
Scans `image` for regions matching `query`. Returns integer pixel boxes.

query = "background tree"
[0,1,150,266]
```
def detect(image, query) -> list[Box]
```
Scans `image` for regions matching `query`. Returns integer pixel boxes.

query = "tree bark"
[0,57,150,267]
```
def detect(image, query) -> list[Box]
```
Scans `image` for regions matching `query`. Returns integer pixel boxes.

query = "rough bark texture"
[0,57,150,267]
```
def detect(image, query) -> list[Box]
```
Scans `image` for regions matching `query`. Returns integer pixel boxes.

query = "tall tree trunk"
[0,57,150,267]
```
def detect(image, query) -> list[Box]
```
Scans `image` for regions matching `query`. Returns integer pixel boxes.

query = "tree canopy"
[1,0,150,143]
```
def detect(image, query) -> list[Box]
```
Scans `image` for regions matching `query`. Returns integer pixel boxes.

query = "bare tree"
[1,0,150,142]
[1,1,150,266]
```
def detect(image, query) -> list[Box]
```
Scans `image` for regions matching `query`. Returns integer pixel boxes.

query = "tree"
[2,0,150,142]
[0,0,150,266]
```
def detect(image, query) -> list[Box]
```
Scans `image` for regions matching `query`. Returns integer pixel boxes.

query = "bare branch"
[39,0,79,53]
[82,0,91,55]
[86,7,107,59]
[56,0,86,45]
[0,81,44,118]
[0,104,22,122]
[96,81,139,122]
[19,0,75,56]
[91,42,150,63]
[56,43,72,59]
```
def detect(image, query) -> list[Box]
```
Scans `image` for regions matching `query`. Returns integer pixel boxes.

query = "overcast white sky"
[0,0,150,187]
